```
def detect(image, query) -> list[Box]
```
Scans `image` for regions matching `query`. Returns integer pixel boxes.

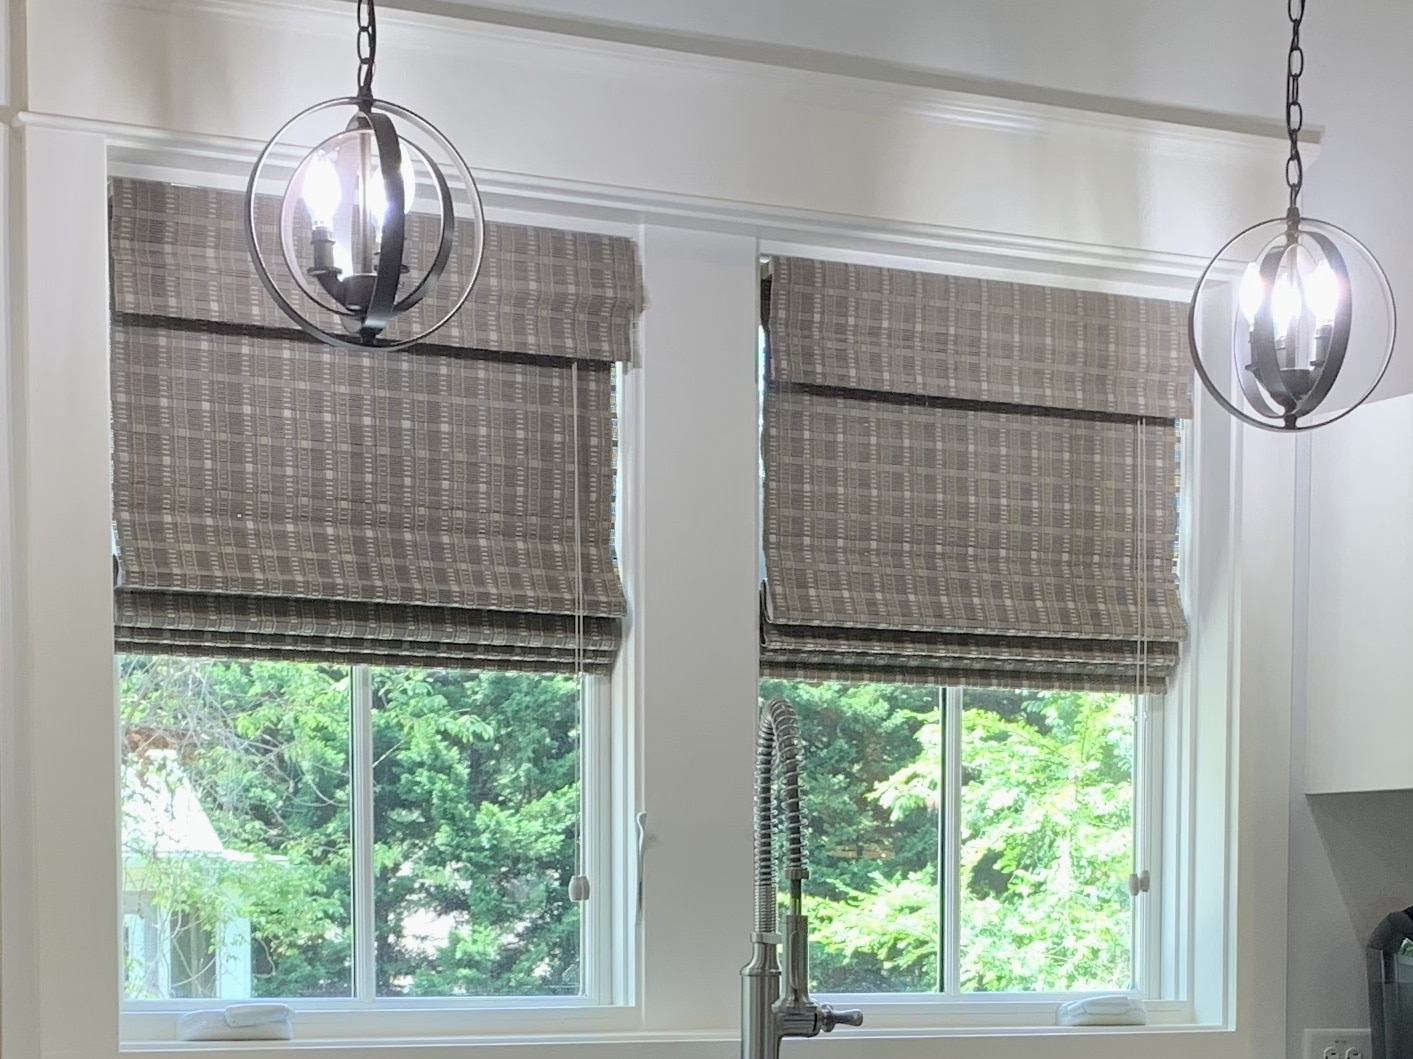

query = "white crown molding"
[15,0,1297,288]
[3,108,1205,298]
[113,0,1304,157]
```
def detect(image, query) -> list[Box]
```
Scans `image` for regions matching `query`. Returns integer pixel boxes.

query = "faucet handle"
[821,1005,864,1032]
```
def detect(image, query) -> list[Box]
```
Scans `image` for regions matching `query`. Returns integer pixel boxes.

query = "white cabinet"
[1306,392,1413,793]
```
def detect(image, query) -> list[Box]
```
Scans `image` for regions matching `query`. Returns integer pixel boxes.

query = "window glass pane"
[371,669,582,997]
[958,688,1135,993]
[119,655,354,999]
[760,679,1138,995]
[761,678,942,994]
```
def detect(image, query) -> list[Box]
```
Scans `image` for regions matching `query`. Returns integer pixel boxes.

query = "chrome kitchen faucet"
[741,699,864,1059]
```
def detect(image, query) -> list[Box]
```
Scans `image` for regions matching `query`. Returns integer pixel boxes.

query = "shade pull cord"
[1134,417,1148,705]
[568,361,591,905]
[1127,416,1148,996]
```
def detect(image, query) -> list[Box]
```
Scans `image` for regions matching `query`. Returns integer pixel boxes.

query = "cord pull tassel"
[568,874,591,902]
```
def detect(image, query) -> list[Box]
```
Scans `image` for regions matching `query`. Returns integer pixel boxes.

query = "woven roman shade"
[109,177,643,672]
[762,256,1191,692]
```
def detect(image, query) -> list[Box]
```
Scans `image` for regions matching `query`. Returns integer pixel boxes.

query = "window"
[758,255,1188,1002]
[8,107,1276,1059]
[106,177,643,1027]
[763,678,1150,997]
[119,655,591,1002]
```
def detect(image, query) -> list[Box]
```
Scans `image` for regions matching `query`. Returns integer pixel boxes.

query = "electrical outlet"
[1304,1028,1373,1059]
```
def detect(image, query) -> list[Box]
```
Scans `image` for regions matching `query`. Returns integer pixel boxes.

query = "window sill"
[120,1001,1204,1054]
[120,1023,1237,1059]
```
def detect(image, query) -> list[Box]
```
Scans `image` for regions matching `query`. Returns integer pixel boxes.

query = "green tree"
[794,684,1135,993]
[121,660,1134,1000]
[761,678,941,993]
[120,656,580,998]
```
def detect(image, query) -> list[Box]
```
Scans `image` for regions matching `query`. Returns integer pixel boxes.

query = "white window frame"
[753,243,1216,1034]
[117,663,625,1039]
[0,34,1297,1054]
[802,685,1176,1030]
[753,681,1165,1002]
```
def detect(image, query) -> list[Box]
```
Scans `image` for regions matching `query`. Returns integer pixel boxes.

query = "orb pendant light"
[245,0,485,351]
[1189,0,1395,431]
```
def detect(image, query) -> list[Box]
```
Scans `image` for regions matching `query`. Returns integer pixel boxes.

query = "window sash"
[118,665,616,1011]
[781,684,1159,1001]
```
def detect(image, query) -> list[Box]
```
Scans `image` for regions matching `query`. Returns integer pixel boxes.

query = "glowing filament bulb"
[1305,259,1341,327]
[1271,274,1303,337]
[365,148,418,237]
[301,153,342,229]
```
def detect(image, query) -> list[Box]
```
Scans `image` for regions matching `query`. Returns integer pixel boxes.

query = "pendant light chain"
[356,0,378,104]
[1285,0,1306,215]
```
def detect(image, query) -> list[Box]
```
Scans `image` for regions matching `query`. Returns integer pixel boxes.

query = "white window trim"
[756,244,1214,1023]
[1,6,1298,1050]
[18,140,1266,1052]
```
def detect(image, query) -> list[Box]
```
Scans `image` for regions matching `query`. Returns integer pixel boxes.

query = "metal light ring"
[355,109,407,343]
[1188,214,1396,433]
[246,95,485,353]
[373,97,486,348]
[1292,228,1353,417]
[391,146,456,316]
[1244,239,1298,417]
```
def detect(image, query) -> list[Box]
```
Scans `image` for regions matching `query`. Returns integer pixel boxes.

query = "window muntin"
[762,678,1144,997]
[119,656,586,1004]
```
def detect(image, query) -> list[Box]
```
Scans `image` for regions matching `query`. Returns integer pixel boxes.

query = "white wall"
[429,0,1286,118]
[1292,400,1413,1047]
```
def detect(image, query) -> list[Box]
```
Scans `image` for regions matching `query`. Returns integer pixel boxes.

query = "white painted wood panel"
[22,0,1288,260]
[1306,395,1413,793]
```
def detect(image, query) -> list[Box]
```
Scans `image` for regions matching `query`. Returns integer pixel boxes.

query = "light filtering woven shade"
[110,178,642,671]
[769,256,1192,419]
[762,257,1189,692]
[111,179,641,361]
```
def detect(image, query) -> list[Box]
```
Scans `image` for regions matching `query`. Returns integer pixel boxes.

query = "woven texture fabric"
[762,259,1189,692]
[110,178,640,671]
[116,595,620,672]
[111,177,643,361]
[768,256,1192,419]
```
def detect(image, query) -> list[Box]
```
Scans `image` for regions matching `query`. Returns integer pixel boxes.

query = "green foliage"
[761,679,941,993]
[793,683,1136,994]
[120,656,580,999]
[955,689,1135,992]
[122,660,1133,1000]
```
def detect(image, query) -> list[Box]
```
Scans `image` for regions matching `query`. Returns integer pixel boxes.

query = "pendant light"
[1189,0,1395,431]
[245,0,484,351]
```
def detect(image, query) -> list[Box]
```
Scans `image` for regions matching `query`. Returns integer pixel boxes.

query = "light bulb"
[301,153,342,229]
[1239,262,1265,325]
[1305,259,1341,327]
[365,147,418,237]
[1271,274,1302,337]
